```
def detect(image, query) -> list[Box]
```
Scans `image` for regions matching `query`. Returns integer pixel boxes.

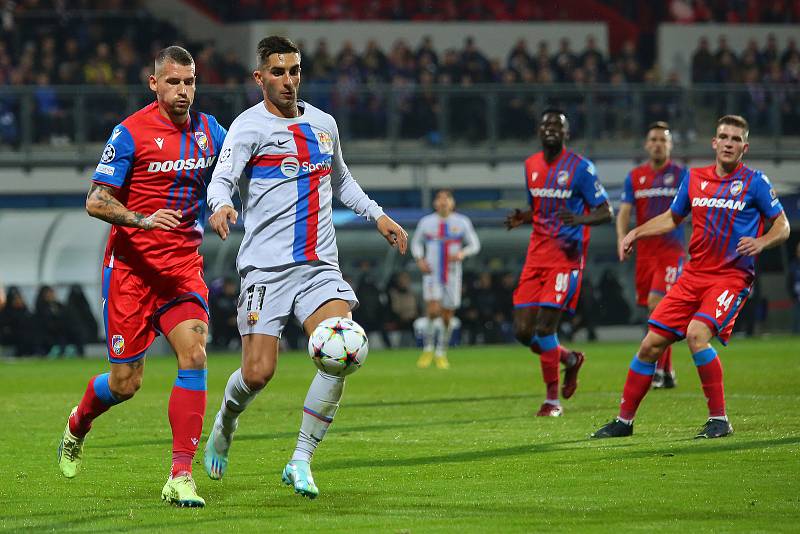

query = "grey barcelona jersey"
[410,212,481,285]
[207,100,385,275]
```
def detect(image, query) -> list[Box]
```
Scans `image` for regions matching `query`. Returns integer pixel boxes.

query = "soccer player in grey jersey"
[411,189,481,369]
[204,36,407,498]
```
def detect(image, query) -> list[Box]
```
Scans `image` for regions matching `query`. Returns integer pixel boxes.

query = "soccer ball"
[307,317,369,377]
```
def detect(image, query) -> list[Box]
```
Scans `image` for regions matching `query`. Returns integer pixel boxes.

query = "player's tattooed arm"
[86,183,182,230]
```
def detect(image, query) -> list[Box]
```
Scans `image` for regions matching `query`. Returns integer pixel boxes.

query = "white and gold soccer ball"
[307,317,369,377]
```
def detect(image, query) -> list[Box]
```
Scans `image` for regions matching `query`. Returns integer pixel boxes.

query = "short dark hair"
[647,121,670,133]
[155,45,194,74]
[257,36,300,68]
[541,108,567,120]
[717,115,749,140]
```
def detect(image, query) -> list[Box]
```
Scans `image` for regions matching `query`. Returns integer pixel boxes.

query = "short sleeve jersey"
[91,102,226,270]
[523,149,609,269]
[620,161,686,258]
[670,163,784,280]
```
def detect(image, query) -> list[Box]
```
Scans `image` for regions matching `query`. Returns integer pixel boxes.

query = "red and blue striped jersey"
[670,163,784,281]
[621,161,687,259]
[523,149,609,269]
[207,100,384,273]
[91,101,226,270]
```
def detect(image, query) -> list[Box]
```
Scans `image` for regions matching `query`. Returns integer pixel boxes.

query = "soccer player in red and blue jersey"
[506,109,613,417]
[593,115,790,439]
[57,46,227,507]
[617,122,686,389]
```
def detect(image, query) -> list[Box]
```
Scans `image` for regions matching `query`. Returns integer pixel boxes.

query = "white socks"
[218,368,260,434]
[292,371,345,462]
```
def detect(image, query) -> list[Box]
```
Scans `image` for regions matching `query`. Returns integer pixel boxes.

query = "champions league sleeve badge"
[194,131,209,151]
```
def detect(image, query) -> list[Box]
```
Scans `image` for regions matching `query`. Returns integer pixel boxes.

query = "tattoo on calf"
[190,324,207,335]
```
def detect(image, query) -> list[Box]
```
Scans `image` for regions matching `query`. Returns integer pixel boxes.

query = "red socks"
[168,369,207,477]
[693,348,725,417]
[618,355,656,421]
[69,373,121,439]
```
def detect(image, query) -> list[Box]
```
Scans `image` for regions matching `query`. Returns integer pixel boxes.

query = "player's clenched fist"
[377,214,408,254]
[141,209,182,231]
[504,208,526,230]
[210,205,239,240]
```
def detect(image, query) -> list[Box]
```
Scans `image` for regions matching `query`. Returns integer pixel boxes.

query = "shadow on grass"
[94,413,532,449]
[319,438,593,470]
[589,434,800,460]
[346,393,536,409]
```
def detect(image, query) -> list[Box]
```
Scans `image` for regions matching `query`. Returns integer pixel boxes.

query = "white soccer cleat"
[204,414,236,481]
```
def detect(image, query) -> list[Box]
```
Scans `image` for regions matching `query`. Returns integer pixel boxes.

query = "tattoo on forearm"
[87,183,149,229]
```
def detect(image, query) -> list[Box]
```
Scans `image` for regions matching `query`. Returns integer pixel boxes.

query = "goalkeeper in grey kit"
[204,36,407,498]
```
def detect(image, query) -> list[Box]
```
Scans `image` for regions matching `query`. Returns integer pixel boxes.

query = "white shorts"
[237,263,358,337]
[422,273,461,310]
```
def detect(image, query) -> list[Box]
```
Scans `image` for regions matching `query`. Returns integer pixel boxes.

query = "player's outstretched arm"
[86,183,182,230]
[736,212,790,256]
[505,208,532,230]
[208,205,239,241]
[619,209,680,261]
[376,215,408,254]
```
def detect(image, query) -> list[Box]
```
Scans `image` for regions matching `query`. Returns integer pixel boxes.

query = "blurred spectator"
[691,37,716,84]
[352,269,391,347]
[64,284,98,356]
[35,285,70,356]
[595,270,630,325]
[210,278,239,350]
[789,241,800,334]
[386,272,418,346]
[0,286,37,356]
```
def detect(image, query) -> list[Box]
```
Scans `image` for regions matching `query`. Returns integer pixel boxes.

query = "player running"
[411,189,481,369]
[203,36,407,499]
[57,46,227,507]
[617,122,686,389]
[505,109,613,417]
[592,115,790,439]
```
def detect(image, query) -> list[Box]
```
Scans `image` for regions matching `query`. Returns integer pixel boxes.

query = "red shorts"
[513,264,582,314]
[102,255,209,363]
[635,254,685,307]
[648,269,751,346]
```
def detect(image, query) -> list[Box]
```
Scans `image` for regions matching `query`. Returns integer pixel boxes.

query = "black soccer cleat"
[590,418,633,439]
[662,371,677,389]
[695,418,733,439]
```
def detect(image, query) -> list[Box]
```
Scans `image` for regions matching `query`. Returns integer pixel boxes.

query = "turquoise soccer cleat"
[204,415,235,481]
[282,460,319,499]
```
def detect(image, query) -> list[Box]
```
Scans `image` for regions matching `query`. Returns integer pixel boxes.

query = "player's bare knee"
[179,344,206,370]
[242,361,275,391]
[686,325,712,353]
[513,322,532,346]
[109,375,142,400]
[638,335,667,362]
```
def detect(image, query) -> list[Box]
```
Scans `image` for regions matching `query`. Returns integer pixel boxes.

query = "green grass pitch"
[1,338,799,532]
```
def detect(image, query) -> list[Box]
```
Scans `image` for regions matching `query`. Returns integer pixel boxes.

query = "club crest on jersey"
[247,311,259,326]
[194,131,208,151]
[111,335,125,355]
[664,173,674,185]
[101,144,115,163]
[730,180,744,196]
[316,131,333,154]
[557,170,570,186]
[281,156,300,178]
